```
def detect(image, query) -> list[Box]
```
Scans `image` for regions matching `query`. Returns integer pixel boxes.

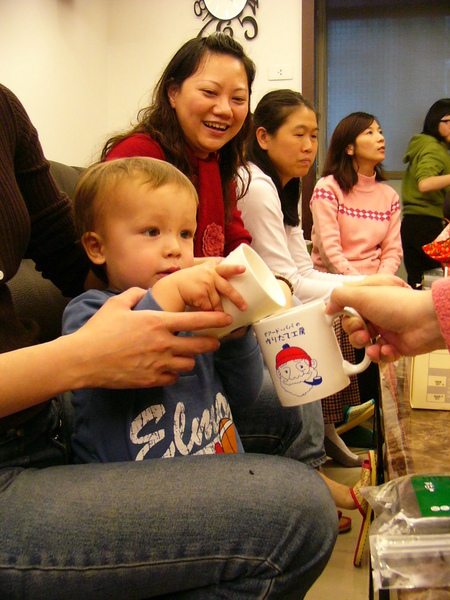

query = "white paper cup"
[253,299,371,407]
[196,244,286,338]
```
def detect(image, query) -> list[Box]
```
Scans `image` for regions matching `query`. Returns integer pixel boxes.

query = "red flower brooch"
[202,223,225,257]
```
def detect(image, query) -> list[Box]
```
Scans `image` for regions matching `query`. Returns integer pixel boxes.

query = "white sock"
[324,423,364,467]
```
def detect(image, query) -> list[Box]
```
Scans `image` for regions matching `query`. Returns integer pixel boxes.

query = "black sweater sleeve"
[0,84,89,298]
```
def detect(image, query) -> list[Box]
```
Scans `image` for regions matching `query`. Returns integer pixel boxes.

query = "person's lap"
[0,455,336,600]
[0,383,334,599]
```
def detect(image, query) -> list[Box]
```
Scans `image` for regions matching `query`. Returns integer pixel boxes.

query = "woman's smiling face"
[167,52,249,159]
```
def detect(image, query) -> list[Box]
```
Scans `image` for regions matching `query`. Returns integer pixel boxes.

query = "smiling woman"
[101,33,255,258]
[166,52,249,160]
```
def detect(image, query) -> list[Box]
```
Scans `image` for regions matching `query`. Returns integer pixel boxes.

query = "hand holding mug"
[253,299,371,407]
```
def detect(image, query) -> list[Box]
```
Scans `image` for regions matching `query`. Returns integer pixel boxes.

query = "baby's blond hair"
[73,157,198,239]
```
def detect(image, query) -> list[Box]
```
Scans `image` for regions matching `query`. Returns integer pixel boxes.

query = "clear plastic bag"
[361,474,450,591]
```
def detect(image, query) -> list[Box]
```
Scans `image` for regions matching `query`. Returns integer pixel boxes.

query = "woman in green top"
[401,98,450,288]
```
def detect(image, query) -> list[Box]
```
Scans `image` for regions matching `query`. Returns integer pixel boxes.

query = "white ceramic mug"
[253,299,371,407]
[195,244,286,338]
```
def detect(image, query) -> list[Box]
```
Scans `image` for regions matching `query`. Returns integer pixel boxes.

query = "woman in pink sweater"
[310,112,402,276]
[310,112,403,453]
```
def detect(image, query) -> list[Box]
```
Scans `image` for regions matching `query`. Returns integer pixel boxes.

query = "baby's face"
[96,179,197,291]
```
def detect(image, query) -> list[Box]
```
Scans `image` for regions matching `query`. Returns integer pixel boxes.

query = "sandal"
[336,399,375,435]
[338,510,352,534]
[350,450,376,566]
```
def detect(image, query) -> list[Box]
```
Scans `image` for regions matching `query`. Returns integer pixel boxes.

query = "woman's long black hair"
[422,98,450,143]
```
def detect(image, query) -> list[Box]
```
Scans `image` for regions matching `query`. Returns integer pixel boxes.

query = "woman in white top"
[238,92,363,304]
[238,90,401,467]
[238,90,363,469]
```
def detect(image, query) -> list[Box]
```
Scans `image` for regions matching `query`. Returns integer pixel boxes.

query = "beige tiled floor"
[307,457,374,600]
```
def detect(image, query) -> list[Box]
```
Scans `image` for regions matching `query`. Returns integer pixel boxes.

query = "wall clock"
[194,0,259,40]
[205,1,247,20]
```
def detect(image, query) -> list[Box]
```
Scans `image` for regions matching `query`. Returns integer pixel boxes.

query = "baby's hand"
[193,256,222,267]
[152,263,247,313]
[177,263,247,312]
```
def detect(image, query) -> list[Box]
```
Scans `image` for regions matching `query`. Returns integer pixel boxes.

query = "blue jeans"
[234,368,326,469]
[0,399,69,468]
[0,391,336,599]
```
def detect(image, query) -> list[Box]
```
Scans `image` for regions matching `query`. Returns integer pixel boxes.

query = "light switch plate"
[268,64,294,81]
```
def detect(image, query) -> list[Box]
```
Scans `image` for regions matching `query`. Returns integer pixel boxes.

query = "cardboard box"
[410,350,450,410]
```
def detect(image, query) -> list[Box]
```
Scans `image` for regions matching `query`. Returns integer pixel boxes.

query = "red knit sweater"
[105,133,251,257]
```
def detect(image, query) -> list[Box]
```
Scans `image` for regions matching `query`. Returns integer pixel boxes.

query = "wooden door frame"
[301,0,316,240]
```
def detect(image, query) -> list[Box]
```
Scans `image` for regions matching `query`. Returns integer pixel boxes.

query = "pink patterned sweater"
[310,174,402,276]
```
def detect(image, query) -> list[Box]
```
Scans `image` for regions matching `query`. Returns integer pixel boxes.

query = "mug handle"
[326,307,372,376]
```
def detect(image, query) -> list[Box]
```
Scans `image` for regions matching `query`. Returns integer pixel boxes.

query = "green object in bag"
[411,475,450,518]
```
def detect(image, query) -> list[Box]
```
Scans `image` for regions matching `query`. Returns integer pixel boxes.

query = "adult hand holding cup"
[253,299,371,407]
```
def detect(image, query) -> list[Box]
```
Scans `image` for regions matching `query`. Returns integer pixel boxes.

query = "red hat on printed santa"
[276,344,312,370]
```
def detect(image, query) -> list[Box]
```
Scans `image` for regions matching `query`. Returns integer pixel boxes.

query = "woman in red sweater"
[101,33,333,475]
[102,33,254,258]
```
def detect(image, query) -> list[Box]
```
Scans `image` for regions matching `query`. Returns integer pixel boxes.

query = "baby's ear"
[81,232,106,265]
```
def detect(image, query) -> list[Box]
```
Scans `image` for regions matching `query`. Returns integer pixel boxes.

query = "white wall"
[0,0,109,165]
[0,0,302,166]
